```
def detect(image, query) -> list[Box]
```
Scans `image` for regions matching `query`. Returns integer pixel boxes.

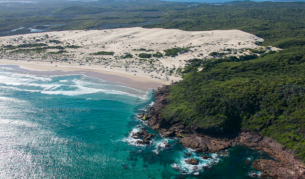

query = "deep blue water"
[0,66,274,178]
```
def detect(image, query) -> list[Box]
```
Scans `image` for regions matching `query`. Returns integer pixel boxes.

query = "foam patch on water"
[0,69,149,99]
[0,67,14,71]
[171,148,222,175]
[248,170,261,178]
[41,85,147,99]
[152,139,170,154]
[11,27,24,32]
[149,101,154,107]
[122,128,148,147]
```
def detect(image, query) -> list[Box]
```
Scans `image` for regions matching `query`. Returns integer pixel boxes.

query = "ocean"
[164,0,305,3]
[0,66,273,178]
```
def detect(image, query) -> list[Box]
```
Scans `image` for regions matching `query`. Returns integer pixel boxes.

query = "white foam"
[152,139,170,154]
[0,67,13,70]
[249,170,261,177]
[247,156,253,161]
[171,163,180,170]
[172,149,221,174]
[149,101,155,107]
[186,148,196,153]
[0,71,149,99]
[11,26,24,32]
[193,172,199,176]
[0,72,52,87]
[85,98,100,101]
[152,149,159,155]
[122,128,146,147]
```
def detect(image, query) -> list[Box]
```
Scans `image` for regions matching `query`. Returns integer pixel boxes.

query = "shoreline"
[0,59,166,90]
[136,85,305,178]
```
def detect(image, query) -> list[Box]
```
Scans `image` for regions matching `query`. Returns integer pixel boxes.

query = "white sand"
[0,27,264,85]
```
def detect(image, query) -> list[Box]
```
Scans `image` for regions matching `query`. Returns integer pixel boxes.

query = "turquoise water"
[0,66,272,178]
[164,0,305,3]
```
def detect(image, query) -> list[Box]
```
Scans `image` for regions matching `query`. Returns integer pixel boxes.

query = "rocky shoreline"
[137,85,305,179]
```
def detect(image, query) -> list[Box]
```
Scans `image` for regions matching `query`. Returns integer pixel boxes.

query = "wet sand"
[0,60,164,91]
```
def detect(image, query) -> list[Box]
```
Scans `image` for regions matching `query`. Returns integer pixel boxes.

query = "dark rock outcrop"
[138,85,305,178]
[201,154,212,160]
[133,127,156,145]
[164,142,170,148]
[252,159,305,179]
[185,158,199,165]
[180,135,231,153]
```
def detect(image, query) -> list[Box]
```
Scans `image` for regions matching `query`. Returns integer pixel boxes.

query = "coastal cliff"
[140,85,305,179]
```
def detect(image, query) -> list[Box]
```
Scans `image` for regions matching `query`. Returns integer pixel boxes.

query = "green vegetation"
[17,43,48,48]
[144,2,305,48]
[10,48,46,54]
[273,39,305,49]
[8,44,65,53]
[65,45,81,49]
[0,0,175,33]
[153,52,163,58]
[248,48,266,54]
[139,59,147,62]
[90,51,114,55]
[4,43,48,50]
[52,6,104,15]
[209,52,227,57]
[49,40,62,44]
[121,53,133,58]
[138,53,152,58]
[162,46,305,161]
[164,47,189,57]
[34,25,47,29]
[133,48,154,52]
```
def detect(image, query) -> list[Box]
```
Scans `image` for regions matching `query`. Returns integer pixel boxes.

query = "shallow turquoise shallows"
[0,66,272,179]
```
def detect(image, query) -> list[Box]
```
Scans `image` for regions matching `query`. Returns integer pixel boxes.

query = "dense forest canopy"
[144,2,305,47]
[162,46,305,161]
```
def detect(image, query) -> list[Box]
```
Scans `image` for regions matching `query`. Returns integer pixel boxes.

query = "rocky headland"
[139,85,305,179]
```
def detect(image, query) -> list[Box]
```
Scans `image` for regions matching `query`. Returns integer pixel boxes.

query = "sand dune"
[0,27,265,85]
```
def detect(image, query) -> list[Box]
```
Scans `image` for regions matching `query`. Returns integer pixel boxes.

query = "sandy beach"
[0,27,267,87]
[0,59,164,90]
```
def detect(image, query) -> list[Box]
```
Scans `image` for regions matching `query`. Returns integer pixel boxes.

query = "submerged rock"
[203,165,211,170]
[131,135,140,139]
[164,142,170,148]
[192,166,198,170]
[216,150,229,156]
[249,171,258,178]
[201,154,212,160]
[136,139,149,145]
